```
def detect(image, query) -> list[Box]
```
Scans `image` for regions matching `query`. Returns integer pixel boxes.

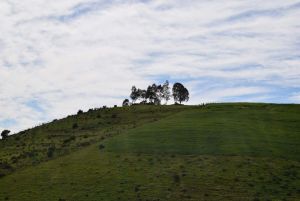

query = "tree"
[130,86,139,103]
[122,99,130,106]
[1,130,10,139]
[146,84,160,104]
[172,83,189,104]
[137,89,147,103]
[156,84,164,104]
[162,80,171,104]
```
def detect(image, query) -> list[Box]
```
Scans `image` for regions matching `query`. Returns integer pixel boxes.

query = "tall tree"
[172,83,189,104]
[146,84,159,104]
[137,89,147,103]
[156,84,164,104]
[162,80,171,104]
[1,130,10,140]
[130,86,139,103]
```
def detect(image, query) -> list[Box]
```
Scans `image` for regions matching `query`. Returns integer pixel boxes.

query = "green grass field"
[0,103,299,200]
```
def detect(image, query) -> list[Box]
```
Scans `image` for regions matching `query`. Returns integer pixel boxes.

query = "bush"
[0,162,13,170]
[77,110,83,115]
[47,146,55,158]
[122,99,130,106]
[63,136,76,144]
[25,151,35,158]
[134,185,141,192]
[111,114,117,118]
[78,142,91,147]
[99,144,105,150]
[72,123,78,129]
[173,173,180,183]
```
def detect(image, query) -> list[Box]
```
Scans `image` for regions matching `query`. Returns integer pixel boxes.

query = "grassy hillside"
[105,103,300,159]
[0,103,300,201]
[0,105,186,176]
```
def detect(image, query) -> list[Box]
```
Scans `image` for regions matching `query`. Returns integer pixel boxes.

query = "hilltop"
[0,103,300,200]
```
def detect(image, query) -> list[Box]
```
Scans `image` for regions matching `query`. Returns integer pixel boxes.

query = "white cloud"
[0,0,299,132]
[290,93,300,102]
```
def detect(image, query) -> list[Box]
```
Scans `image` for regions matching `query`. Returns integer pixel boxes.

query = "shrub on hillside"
[47,146,55,158]
[99,144,105,150]
[0,162,13,170]
[72,123,78,129]
[63,136,76,144]
[77,142,91,147]
[173,173,180,183]
[122,99,130,106]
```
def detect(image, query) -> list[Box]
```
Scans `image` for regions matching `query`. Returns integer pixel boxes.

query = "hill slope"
[0,105,185,176]
[0,103,300,201]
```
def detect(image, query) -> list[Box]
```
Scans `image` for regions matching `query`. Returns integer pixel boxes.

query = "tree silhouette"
[146,84,160,104]
[162,80,171,104]
[172,83,189,104]
[122,99,130,106]
[1,130,10,139]
[127,81,189,105]
[130,86,139,103]
[137,89,147,102]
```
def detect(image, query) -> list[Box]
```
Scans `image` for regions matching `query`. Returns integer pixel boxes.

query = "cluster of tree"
[123,81,189,106]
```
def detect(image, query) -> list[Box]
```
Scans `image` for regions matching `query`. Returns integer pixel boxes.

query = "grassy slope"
[0,103,300,201]
[0,105,185,176]
[105,103,300,159]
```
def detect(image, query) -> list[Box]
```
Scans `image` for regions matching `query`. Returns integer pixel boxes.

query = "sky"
[0,0,300,133]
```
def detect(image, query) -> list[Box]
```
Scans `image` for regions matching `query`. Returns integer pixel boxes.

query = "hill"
[0,103,300,200]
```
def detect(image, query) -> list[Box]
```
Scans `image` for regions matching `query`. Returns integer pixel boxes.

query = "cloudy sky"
[0,0,300,133]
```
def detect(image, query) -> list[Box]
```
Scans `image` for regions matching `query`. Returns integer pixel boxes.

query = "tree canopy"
[172,83,189,104]
[130,86,139,103]
[126,81,189,105]
[1,130,10,139]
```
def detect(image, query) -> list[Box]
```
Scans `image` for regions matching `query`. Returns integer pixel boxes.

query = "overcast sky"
[0,0,300,133]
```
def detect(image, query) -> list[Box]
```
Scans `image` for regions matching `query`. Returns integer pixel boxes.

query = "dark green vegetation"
[128,80,189,105]
[0,103,300,200]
